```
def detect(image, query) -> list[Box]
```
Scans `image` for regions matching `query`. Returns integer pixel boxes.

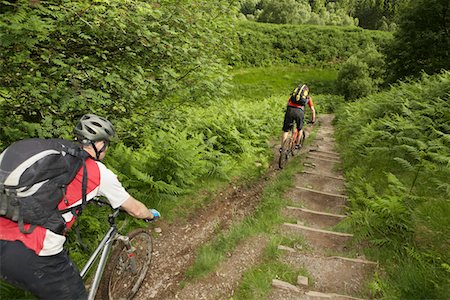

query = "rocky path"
[133,114,378,300]
[268,114,378,300]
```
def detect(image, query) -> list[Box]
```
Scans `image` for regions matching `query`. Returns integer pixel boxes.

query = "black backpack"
[290,84,309,106]
[0,138,89,234]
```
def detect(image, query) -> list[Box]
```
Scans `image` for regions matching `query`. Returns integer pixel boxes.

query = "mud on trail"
[132,114,378,300]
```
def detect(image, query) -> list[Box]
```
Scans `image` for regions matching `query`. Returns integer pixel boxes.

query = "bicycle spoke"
[101,229,152,300]
[279,138,291,169]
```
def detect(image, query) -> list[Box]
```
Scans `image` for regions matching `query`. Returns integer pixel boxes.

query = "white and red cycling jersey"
[0,158,129,256]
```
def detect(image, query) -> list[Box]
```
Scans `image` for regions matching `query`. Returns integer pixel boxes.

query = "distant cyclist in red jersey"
[281,84,316,151]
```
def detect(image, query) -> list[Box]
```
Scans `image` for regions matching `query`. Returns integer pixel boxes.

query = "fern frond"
[393,157,415,171]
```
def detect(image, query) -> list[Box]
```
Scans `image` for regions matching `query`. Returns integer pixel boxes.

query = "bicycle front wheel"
[101,228,153,300]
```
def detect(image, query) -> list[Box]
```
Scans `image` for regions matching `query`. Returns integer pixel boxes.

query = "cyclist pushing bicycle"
[280,84,316,152]
[0,114,160,300]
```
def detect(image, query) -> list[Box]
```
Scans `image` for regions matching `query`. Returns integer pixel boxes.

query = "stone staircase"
[268,115,378,300]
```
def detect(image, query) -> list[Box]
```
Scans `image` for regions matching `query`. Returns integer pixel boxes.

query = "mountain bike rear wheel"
[298,130,306,149]
[278,138,291,169]
[101,228,152,300]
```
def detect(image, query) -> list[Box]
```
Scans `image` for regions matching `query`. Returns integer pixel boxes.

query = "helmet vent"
[73,114,115,142]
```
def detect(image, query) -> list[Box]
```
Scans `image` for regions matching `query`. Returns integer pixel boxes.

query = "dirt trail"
[135,144,280,299]
[134,114,378,300]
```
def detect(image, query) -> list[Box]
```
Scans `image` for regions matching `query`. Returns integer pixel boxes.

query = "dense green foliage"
[253,0,357,26]
[231,20,391,67]
[0,0,237,149]
[0,1,391,150]
[353,0,403,30]
[1,0,449,298]
[238,0,406,30]
[335,71,450,298]
[336,44,385,100]
[385,0,450,82]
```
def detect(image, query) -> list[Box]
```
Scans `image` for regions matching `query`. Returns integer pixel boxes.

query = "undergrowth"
[335,71,450,299]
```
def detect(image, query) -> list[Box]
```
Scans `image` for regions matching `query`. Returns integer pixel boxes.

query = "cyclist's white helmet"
[74,114,115,144]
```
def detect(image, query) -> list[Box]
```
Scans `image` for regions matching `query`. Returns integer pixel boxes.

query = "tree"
[0,0,237,146]
[353,0,405,29]
[257,0,306,24]
[239,0,259,15]
[385,0,450,82]
[337,45,385,100]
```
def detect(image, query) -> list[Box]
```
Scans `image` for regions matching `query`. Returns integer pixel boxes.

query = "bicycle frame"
[80,208,129,300]
[279,121,311,169]
[290,127,299,151]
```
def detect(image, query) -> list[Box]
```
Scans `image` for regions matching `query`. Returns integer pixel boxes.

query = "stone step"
[310,149,340,157]
[307,150,340,161]
[301,170,345,181]
[304,156,340,164]
[303,158,343,179]
[282,206,346,229]
[272,279,302,293]
[278,246,377,298]
[282,223,353,252]
[285,187,347,214]
[315,136,336,143]
[269,281,367,300]
[294,173,347,196]
[268,282,305,300]
[305,291,366,300]
[309,142,338,154]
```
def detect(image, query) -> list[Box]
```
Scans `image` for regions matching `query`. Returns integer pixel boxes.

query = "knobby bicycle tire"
[278,138,291,169]
[290,131,299,156]
[299,131,306,148]
[292,130,306,156]
[101,228,153,300]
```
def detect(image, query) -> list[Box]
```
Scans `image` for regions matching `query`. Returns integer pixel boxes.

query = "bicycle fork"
[116,235,139,275]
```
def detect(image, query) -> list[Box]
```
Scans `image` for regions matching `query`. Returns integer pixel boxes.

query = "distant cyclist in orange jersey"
[281,84,316,151]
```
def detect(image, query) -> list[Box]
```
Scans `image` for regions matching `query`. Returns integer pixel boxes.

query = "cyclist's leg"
[281,108,294,150]
[294,109,305,147]
[0,240,87,300]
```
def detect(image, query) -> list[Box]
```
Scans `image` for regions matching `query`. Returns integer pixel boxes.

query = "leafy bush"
[243,0,358,27]
[231,21,391,67]
[257,0,304,24]
[337,58,374,100]
[312,94,345,114]
[335,71,450,297]
[0,0,236,148]
[336,45,386,100]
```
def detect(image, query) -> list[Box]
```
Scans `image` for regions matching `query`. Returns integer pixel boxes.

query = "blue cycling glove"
[149,209,160,220]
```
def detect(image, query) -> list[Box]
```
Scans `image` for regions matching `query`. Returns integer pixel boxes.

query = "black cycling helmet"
[74,114,115,144]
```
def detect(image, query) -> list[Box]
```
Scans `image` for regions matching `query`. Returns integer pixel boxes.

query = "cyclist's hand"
[147,209,160,221]
[150,209,160,220]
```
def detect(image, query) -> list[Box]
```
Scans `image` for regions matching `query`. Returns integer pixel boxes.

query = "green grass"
[232,237,310,300]
[229,65,338,100]
[0,281,36,300]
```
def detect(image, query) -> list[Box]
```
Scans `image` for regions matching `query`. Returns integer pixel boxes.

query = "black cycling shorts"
[282,106,305,132]
[0,240,87,300]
